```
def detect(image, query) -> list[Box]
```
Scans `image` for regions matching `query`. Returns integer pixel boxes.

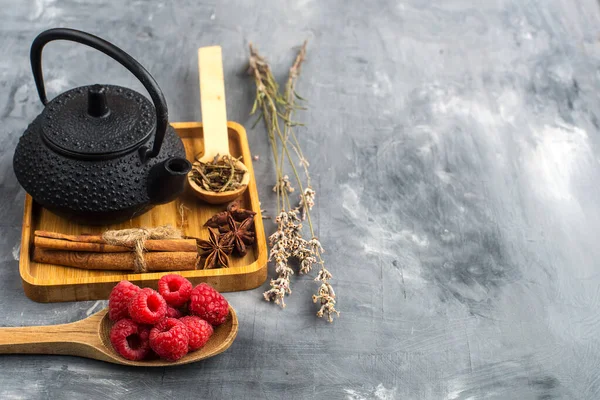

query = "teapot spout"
[147,157,192,205]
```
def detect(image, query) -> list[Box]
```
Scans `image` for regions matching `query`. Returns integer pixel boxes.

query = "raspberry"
[109,319,151,361]
[180,316,213,351]
[189,283,230,326]
[149,318,189,361]
[158,274,192,307]
[166,306,183,319]
[108,281,141,321]
[128,288,167,324]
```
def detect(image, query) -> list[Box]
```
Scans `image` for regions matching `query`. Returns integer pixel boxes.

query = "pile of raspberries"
[108,274,229,361]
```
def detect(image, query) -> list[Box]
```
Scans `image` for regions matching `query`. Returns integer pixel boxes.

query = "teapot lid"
[40,84,155,160]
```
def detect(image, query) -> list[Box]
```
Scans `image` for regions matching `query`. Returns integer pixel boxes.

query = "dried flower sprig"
[249,42,338,322]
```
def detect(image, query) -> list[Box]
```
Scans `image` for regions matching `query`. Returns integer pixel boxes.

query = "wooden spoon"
[188,46,250,204]
[0,306,238,366]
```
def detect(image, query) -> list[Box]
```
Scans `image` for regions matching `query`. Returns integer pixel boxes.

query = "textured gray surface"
[1,0,599,398]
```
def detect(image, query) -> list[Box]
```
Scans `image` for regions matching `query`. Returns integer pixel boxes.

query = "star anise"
[220,215,255,256]
[204,201,257,229]
[197,228,234,269]
[229,201,257,222]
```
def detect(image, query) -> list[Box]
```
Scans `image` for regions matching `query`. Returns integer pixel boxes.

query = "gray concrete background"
[1,0,600,398]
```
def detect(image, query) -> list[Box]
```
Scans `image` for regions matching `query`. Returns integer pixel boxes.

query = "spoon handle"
[0,316,99,357]
[198,46,230,159]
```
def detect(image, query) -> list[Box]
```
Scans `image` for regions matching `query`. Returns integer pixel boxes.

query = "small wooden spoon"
[0,306,238,366]
[188,46,250,204]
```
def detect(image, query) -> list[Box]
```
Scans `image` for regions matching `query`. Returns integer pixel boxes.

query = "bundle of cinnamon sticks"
[32,230,198,272]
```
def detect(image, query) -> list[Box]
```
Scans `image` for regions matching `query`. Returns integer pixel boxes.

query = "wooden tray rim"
[19,121,268,289]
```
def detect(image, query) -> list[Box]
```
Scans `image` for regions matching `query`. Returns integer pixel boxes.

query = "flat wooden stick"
[198,46,230,160]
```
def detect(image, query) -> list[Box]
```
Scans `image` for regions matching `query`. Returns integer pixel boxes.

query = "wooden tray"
[19,121,268,303]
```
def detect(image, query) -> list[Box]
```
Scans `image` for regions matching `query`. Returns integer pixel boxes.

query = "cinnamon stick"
[35,230,111,243]
[35,237,131,253]
[32,248,197,272]
[34,231,197,252]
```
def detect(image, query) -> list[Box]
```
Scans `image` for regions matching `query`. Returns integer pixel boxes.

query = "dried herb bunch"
[191,154,246,193]
[248,42,339,322]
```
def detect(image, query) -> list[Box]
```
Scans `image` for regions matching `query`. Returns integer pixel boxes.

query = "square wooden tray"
[19,122,268,303]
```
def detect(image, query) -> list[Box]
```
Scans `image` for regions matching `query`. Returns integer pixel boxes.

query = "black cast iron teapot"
[13,28,192,225]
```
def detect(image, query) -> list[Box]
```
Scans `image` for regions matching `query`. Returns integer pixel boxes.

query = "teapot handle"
[30,28,167,161]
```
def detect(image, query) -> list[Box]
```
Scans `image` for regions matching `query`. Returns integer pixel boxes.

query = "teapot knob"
[87,84,110,118]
